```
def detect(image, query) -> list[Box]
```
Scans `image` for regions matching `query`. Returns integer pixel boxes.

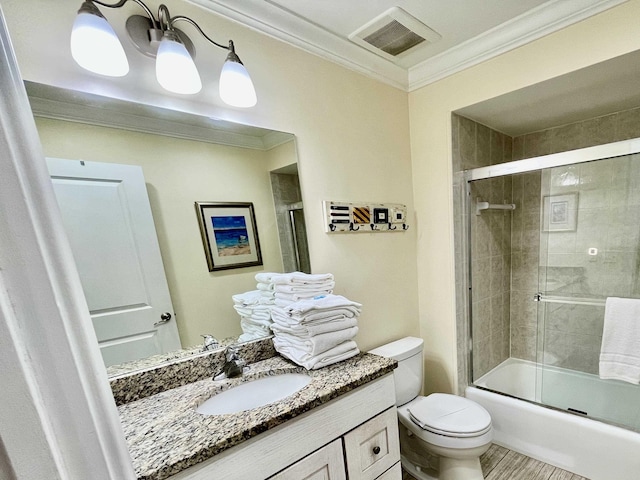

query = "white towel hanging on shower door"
[599,297,640,384]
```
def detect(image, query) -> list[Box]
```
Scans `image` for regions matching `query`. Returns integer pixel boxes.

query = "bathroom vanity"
[115,350,399,480]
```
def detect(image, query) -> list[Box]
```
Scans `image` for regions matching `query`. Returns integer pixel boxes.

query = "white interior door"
[47,158,181,366]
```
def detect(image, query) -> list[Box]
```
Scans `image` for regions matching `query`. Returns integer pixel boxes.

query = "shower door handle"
[533,293,542,302]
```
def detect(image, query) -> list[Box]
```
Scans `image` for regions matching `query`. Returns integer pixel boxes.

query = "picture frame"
[195,202,263,271]
[542,193,578,232]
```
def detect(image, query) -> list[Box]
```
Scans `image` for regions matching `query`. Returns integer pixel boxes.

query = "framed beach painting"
[195,202,263,271]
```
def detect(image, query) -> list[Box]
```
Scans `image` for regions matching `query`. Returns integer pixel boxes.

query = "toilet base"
[400,455,438,480]
[439,456,484,480]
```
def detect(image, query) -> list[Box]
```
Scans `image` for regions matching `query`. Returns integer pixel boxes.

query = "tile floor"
[401,444,590,480]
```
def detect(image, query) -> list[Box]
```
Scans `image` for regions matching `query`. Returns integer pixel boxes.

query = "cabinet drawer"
[377,462,402,480]
[343,408,400,480]
[269,439,346,480]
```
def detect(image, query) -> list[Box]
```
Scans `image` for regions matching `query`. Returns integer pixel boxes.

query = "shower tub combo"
[463,139,640,480]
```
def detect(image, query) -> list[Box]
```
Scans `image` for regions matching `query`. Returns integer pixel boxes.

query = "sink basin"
[196,373,312,415]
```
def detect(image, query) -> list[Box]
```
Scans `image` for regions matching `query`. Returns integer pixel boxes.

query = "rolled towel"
[274,339,359,370]
[271,272,334,285]
[256,282,275,292]
[255,272,279,284]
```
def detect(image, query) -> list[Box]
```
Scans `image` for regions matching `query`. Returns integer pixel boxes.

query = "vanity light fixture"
[70,0,257,107]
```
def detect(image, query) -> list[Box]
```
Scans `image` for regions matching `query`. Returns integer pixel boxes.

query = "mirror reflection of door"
[47,158,181,366]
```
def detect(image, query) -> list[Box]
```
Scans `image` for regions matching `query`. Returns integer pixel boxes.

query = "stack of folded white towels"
[233,289,275,342]
[270,272,335,307]
[268,273,361,369]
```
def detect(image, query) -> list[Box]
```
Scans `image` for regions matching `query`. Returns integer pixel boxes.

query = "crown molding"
[193,0,627,93]
[189,0,409,90]
[408,0,628,91]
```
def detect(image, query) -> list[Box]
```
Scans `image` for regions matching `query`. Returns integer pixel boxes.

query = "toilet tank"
[368,336,423,406]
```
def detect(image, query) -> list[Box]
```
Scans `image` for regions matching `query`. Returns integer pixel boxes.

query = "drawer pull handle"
[372,446,381,455]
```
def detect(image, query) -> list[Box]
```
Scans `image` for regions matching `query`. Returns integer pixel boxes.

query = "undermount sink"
[196,373,312,415]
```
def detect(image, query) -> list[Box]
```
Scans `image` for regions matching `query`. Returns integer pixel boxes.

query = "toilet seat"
[407,393,492,438]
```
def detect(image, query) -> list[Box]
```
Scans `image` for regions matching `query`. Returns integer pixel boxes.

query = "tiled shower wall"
[453,105,640,390]
[452,114,514,389]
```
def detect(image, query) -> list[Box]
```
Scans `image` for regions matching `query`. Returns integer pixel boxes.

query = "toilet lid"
[407,393,491,437]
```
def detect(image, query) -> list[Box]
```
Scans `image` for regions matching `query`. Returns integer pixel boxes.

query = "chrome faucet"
[201,334,220,352]
[217,345,246,379]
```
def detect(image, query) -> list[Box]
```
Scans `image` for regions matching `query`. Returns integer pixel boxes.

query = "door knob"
[154,312,172,327]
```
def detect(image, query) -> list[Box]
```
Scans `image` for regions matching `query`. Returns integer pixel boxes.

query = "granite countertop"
[118,352,396,480]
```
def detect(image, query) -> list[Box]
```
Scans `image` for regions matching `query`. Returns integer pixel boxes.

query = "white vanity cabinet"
[269,439,346,480]
[343,407,400,480]
[168,374,401,480]
[270,407,400,480]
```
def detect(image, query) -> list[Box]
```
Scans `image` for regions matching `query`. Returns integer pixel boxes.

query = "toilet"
[369,337,492,480]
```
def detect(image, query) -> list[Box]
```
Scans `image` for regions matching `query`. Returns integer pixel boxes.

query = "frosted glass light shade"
[155,36,202,95]
[70,11,129,77]
[219,60,257,108]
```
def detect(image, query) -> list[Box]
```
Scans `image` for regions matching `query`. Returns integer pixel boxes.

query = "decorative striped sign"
[352,206,370,224]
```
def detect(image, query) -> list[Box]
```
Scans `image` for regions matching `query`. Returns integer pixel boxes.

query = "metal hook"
[329,224,336,232]
[370,224,378,231]
[349,222,359,231]
[388,223,397,231]
[402,224,409,230]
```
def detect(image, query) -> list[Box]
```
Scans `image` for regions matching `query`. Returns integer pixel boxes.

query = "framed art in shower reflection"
[195,202,263,271]
[542,193,578,232]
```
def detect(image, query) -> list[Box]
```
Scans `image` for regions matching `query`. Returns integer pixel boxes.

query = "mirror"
[26,81,310,374]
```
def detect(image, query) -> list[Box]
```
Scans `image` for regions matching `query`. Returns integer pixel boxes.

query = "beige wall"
[410,0,640,394]
[5,0,418,353]
[36,117,284,346]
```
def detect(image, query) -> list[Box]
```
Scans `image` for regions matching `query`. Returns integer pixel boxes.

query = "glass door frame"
[465,136,640,395]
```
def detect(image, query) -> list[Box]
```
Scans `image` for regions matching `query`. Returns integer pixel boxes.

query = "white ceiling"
[191,0,628,91]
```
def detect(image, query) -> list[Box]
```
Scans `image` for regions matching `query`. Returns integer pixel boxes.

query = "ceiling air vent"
[349,7,441,64]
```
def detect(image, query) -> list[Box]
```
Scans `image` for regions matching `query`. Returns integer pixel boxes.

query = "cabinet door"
[377,462,402,480]
[343,408,400,480]
[270,439,346,480]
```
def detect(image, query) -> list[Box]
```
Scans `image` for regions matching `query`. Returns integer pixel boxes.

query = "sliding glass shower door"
[537,153,640,429]
[468,142,640,432]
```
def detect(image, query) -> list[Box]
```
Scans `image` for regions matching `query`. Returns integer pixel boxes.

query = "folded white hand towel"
[272,326,358,356]
[272,316,358,336]
[232,290,263,306]
[274,339,359,370]
[275,291,334,303]
[284,294,362,316]
[272,307,359,328]
[274,282,335,294]
[599,297,640,384]
[271,272,334,285]
[255,272,279,284]
[275,298,295,308]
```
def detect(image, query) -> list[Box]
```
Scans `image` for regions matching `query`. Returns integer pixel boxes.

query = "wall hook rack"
[323,201,409,234]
